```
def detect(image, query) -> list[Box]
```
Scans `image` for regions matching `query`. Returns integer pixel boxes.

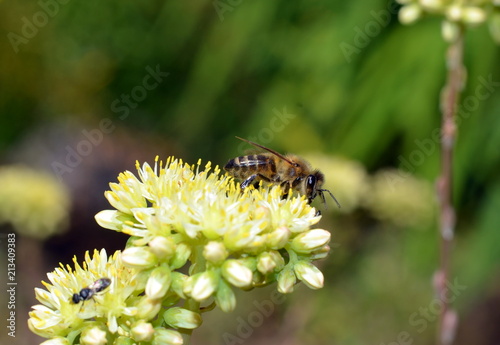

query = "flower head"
[95,157,330,289]
[0,165,70,239]
[97,158,321,245]
[28,249,140,340]
[32,157,333,344]
[364,170,436,228]
[396,0,496,41]
[96,157,330,276]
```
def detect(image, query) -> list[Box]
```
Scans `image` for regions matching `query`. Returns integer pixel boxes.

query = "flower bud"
[309,245,331,260]
[446,4,462,21]
[291,229,330,254]
[170,243,191,269]
[41,338,70,345]
[94,210,123,231]
[171,272,188,299]
[80,326,107,345]
[257,252,276,274]
[277,266,296,294]
[420,0,443,12]
[152,328,183,345]
[146,266,172,300]
[399,4,422,24]
[215,280,236,313]
[122,246,158,269]
[185,271,219,301]
[131,321,154,342]
[293,261,324,289]
[442,20,460,42]
[149,236,176,260]
[203,241,228,264]
[268,250,285,269]
[462,7,486,25]
[221,260,253,288]
[266,226,291,249]
[136,296,162,320]
[163,307,202,329]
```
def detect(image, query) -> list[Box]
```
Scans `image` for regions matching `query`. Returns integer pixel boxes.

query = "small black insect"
[71,278,111,304]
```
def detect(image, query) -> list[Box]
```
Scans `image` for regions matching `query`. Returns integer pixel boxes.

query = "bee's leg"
[280,181,291,199]
[315,210,322,217]
[240,175,258,189]
[241,174,271,189]
[242,174,270,189]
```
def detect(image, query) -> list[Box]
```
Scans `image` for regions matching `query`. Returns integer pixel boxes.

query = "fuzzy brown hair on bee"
[224,137,340,208]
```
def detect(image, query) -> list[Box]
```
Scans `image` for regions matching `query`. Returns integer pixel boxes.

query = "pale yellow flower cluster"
[97,158,330,295]
[364,170,436,228]
[0,165,69,239]
[28,249,149,344]
[29,157,332,345]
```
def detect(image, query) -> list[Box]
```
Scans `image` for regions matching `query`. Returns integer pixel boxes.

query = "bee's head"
[72,293,82,304]
[306,171,340,208]
[305,171,325,203]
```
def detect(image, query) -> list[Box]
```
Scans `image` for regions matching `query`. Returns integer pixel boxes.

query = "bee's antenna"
[319,189,341,209]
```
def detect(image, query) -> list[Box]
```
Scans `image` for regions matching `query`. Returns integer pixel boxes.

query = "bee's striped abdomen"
[224,154,275,179]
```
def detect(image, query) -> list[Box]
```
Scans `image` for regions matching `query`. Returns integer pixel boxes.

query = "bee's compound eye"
[306,175,316,188]
[72,293,81,304]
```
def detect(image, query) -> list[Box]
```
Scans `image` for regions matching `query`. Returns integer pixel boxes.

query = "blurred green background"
[1,0,499,344]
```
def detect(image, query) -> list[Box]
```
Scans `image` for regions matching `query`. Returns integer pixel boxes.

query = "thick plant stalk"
[436,25,464,345]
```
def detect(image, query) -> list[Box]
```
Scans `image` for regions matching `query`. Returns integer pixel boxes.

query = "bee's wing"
[87,280,100,290]
[236,137,296,166]
[88,278,111,292]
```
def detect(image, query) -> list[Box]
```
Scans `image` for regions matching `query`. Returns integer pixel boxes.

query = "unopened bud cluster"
[29,157,332,345]
[397,0,500,42]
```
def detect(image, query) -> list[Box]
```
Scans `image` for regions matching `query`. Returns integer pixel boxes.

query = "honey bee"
[224,137,340,208]
[71,278,111,304]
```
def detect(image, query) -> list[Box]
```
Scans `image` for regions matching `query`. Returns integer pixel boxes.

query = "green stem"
[436,24,464,345]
